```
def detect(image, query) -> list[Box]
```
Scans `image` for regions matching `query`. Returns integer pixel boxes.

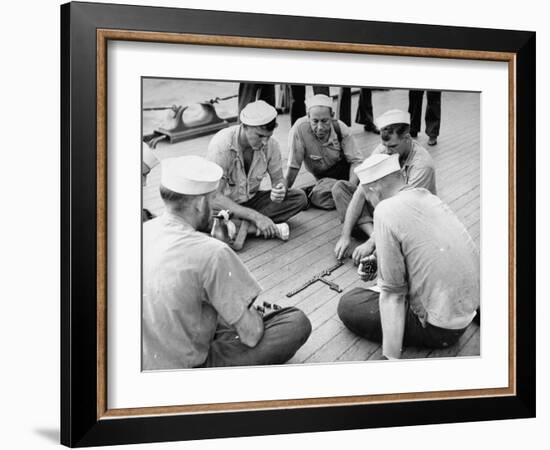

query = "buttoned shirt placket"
[229,130,268,202]
[248,148,268,198]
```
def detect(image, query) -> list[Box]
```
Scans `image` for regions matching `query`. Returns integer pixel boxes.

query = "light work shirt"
[142,212,262,370]
[375,187,479,330]
[372,140,437,195]
[207,125,285,204]
[287,117,364,177]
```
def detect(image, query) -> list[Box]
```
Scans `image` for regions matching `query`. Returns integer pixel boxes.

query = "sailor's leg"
[408,90,424,136]
[290,84,306,126]
[312,85,330,96]
[337,87,352,126]
[425,90,442,139]
[205,307,312,367]
[309,178,338,210]
[244,190,308,224]
[331,180,374,237]
[355,88,376,130]
[331,180,355,222]
[338,288,383,341]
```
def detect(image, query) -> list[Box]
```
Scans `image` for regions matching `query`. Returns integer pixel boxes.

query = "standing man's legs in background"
[408,89,441,145]
[425,90,441,145]
[238,83,276,114]
[355,88,379,133]
[408,90,424,138]
[312,85,330,96]
[290,85,306,125]
[337,87,352,126]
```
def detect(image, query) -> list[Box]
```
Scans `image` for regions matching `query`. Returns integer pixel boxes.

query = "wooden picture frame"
[61,1,535,447]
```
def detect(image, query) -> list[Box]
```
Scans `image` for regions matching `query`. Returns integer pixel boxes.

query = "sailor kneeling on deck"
[337,153,479,359]
[142,155,311,369]
[207,100,308,245]
[285,94,365,210]
[334,109,437,264]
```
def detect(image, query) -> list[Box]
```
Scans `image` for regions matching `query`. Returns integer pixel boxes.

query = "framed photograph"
[61,1,535,447]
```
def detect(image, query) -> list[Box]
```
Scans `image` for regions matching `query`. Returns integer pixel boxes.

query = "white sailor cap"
[160,155,223,195]
[239,100,278,126]
[375,109,410,129]
[142,143,159,170]
[306,94,333,111]
[354,153,401,185]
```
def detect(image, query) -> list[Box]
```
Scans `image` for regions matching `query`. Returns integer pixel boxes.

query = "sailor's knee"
[310,190,335,210]
[286,307,312,343]
[337,287,365,324]
[295,309,312,341]
[337,292,352,324]
[338,287,361,311]
[331,179,347,199]
[286,188,308,210]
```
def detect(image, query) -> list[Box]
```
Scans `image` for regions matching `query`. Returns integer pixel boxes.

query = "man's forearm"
[348,162,360,186]
[379,291,406,359]
[284,167,299,189]
[235,307,265,348]
[212,193,259,222]
[269,167,286,190]
[341,189,367,237]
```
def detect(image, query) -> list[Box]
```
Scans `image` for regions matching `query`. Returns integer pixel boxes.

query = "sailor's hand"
[358,254,377,282]
[334,235,351,260]
[270,183,287,203]
[352,238,375,265]
[253,214,278,238]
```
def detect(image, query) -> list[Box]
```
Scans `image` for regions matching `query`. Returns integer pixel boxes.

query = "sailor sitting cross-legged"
[142,155,311,369]
[207,100,308,248]
[333,109,437,265]
[285,94,366,210]
[337,153,479,359]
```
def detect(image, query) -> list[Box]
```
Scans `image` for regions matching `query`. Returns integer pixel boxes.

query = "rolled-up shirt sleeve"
[374,206,408,295]
[202,245,262,325]
[207,134,232,192]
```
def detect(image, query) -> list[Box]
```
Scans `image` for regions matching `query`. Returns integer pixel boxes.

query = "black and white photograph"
[53,0,537,447]
[141,79,481,370]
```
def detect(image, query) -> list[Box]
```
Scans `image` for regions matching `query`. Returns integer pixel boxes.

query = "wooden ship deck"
[143,87,480,363]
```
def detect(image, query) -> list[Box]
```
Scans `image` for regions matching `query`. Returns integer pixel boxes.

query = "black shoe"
[363,124,380,134]
[428,136,438,146]
[410,131,418,138]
